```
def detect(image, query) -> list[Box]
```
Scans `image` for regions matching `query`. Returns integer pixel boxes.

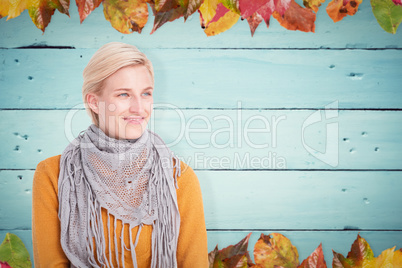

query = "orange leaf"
[254,233,299,268]
[75,0,102,23]
[273,0,316,32]
[199,0,220,25]
[303,0,326,12]
[298,244,327,268]
[103,0,148,34]
[204,3,240,36]
[326,0,362,22]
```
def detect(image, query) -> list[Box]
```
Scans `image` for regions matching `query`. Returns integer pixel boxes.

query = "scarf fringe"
[58,126,180,268]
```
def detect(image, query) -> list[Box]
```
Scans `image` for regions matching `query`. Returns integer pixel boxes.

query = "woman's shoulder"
[36,155,61,171]
[177,160,199,189]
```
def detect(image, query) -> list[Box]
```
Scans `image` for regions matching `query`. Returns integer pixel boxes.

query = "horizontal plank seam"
[2,169,402,172]
[1,108,402,111]
[2,47,402,51]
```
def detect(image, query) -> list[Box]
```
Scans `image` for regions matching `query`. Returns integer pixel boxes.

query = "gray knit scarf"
[58,124,181,268]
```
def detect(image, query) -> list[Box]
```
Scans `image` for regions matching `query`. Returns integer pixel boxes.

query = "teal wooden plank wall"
[1,0,402,266]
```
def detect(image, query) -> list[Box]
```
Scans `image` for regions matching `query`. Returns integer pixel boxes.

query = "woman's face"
[88,65,154,140]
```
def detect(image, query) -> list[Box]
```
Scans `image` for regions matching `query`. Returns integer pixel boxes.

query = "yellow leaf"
[199,0,220,25]
[204,7,239,36]
[393,249,402,267]
[7,0,27,19]
[103,0,148,34]
[0,0,11,18]
[375,247,395,268]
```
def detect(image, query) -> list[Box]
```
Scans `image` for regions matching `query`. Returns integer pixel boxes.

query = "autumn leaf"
[0,261,12,268]
[298,243,327,268]
[26,0,70,31]
[326,0,362,22]
[208,233,253,268]
[371,0,402,34]
[103,0,148,34]
[199,0,220,25]
[246,12,263,36]
[0,233,31,268]
[303,0,326,12]
[393,248,402,267]
[254,233,299,268]
[75,0,102,23]
[202,2,240,36]
[273,0,316,32]
[394,0,402,5]
[0,0,26,20]
[332,234,375,268]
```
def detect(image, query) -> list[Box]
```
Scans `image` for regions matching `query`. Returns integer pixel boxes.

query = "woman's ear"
[87,93,99,114]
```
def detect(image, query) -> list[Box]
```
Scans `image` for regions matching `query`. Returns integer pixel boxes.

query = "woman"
[32,42,208,267]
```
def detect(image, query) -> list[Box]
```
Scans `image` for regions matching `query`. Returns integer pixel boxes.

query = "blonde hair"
[82,42,154,126]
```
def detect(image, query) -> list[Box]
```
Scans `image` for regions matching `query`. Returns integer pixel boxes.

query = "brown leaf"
[298,243,327,268]
[150,3,186,33]
[75,0,102,23]
[273,0,316,32]
[209,233,253,268]
[209,245,219,268]
[254,233,299,268]
[103,0,148,34]
[246,12,264,36]
[326,0,362,22]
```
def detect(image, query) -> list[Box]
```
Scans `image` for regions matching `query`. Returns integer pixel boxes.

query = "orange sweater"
[32,155,208,267]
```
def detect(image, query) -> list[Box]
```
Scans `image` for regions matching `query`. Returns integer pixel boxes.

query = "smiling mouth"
[123,116,145,124]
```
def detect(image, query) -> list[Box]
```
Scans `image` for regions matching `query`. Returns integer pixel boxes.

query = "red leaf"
[273,0,316,32]
[75,0,102,23]
[0,261,12,268]
[326,0,362,22]
[298,244,327,268]
[393,0,402,5]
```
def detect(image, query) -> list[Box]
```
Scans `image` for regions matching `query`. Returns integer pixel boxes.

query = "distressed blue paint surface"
[0,0,401,48]
[0,0,401,265]
[1,49,402,109]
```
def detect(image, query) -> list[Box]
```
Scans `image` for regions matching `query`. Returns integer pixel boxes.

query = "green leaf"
[371,0,402,34]
[0,233,31,268]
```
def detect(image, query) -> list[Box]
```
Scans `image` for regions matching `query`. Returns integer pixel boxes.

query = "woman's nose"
[129,96,143,114]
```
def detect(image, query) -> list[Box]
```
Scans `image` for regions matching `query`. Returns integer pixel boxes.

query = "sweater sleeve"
[32,155,70,267]
[176,162,209,268]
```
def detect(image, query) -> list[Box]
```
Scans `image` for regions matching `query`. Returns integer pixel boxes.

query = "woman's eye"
[118,93,128,97]
[143,92,152,97]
